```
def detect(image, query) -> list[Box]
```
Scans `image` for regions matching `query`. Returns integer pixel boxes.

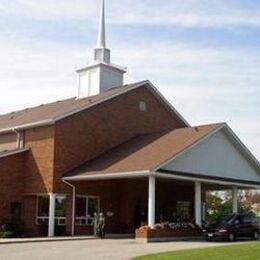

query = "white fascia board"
[76,62,126,73]
[0,148,29,158]
[0,81,148,134]
[155,172,260,189]
[63,170,151,181]
[153,123,226,172]
[0,80,189,134]
[222,123,260,171]
[0,119,55,135]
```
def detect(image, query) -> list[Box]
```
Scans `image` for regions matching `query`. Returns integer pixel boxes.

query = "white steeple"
[76,0,126,98]
[97,0,106,48]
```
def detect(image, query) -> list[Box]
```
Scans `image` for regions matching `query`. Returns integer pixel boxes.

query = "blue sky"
[0,0,259,159]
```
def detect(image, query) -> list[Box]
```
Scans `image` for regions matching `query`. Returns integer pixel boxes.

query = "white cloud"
[1,0,260,28]
[0,1,259,159]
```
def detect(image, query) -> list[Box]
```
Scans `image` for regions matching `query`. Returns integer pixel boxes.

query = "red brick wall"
[0,152,25,225]
[64,178,194,235]
[23,126,55,193]
[54,86,185,192]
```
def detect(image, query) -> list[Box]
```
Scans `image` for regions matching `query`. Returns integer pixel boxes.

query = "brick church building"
[0,0,259,237]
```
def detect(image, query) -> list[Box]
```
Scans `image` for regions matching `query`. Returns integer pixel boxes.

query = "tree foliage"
[205,190,260,221]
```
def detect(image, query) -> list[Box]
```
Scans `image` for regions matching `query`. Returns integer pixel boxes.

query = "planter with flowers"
[135,222,202,242]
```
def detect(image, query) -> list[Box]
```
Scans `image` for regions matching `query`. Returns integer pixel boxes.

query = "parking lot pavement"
[0,238,247,260]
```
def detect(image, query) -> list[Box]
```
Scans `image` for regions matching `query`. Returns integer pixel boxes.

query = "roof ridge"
[0,81,151,119]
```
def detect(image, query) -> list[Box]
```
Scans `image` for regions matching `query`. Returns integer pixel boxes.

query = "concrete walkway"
[0,238,251,260]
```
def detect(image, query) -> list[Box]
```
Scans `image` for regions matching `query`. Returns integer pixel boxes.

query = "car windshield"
[215,214,235,225]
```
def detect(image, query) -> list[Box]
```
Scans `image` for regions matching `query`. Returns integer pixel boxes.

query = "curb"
[0,236,94,245]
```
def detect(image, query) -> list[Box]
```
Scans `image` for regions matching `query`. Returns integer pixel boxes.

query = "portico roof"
[64,123,260,187]
[64,123,223,178]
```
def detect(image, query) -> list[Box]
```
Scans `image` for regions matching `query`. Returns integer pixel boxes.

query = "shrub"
[0,231,14,238]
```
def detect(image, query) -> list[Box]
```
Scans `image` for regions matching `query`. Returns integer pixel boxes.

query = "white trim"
[155,172,260,189]
[0,80,189,133]
[0,148,29,158]
[223,124,260,170]
[194,181,202,226]
[63,170,151,181]
[155,123,260,173]
[148,175,156,227]
[0,119,54,135]
[63,169,260,188]
[76,62,126,74]
[153,124,225,171]
[36,194,67,229]
[48,193,56,237]
[232,186,238,213]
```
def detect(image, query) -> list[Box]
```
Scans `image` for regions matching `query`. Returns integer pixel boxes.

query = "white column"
[48,193,56,237]
[148,175,156,227]
[194,181,202,226]
[232,187,238,213]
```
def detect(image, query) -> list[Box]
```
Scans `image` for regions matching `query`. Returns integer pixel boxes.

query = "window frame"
[35,195,67,226]
[75,195,100,226]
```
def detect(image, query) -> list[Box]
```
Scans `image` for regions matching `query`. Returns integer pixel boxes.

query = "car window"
[241,214,255,224]
[216,214,235,225]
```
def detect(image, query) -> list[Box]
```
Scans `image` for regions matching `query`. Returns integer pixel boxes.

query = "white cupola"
[77,0,126,98]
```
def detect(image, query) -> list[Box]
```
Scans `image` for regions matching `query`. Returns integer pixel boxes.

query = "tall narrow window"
[55,195,67,226]
[36,196,49,225]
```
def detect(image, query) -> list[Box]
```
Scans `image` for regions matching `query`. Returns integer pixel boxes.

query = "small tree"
[205,190,256,221]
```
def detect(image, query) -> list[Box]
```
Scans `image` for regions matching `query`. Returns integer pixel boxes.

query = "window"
[36,195,67,226]
[176,201,192,222]
[75,196,99,226]
[55,195,67,226]
[37,196,49,225]
[139,101,147,112]
[242,213,256,224]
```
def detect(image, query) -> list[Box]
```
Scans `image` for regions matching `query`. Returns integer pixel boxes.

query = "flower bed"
[135,223,202,242]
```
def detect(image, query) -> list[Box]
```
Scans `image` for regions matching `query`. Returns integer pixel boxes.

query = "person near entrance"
[93,212,99,237]
[98,212,105,239]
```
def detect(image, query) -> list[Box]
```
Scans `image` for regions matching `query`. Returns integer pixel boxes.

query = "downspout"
[62,179,76,236]
[12,128,21,149]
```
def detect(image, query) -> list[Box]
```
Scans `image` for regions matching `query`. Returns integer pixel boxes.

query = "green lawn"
[135,242,260,260]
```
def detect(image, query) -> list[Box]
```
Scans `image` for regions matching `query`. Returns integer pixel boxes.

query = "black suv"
[203,212,259,241]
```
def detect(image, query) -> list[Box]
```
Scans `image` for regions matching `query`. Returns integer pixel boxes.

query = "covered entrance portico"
[57,123,260,238]
[59,170,260,238]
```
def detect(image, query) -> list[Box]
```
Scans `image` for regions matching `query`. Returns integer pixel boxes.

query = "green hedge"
[0,231,14,238]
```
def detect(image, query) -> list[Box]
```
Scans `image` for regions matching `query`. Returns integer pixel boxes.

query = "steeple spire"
[97,0,106,48]
[76,0,126,98]
[94,0,110,64]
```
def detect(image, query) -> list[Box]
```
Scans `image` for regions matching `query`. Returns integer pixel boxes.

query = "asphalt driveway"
[0,238,247,260]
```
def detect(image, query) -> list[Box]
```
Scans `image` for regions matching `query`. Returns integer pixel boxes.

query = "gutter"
[63,170,151,182]
[12,128,21,149]
[0,119,55,135]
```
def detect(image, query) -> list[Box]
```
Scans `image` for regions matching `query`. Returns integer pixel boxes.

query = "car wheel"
[228,232,235,242]
[253,231,259,240]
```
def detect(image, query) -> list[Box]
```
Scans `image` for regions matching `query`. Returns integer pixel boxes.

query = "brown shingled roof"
[0,81,146,132]
[65,123,223,179]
